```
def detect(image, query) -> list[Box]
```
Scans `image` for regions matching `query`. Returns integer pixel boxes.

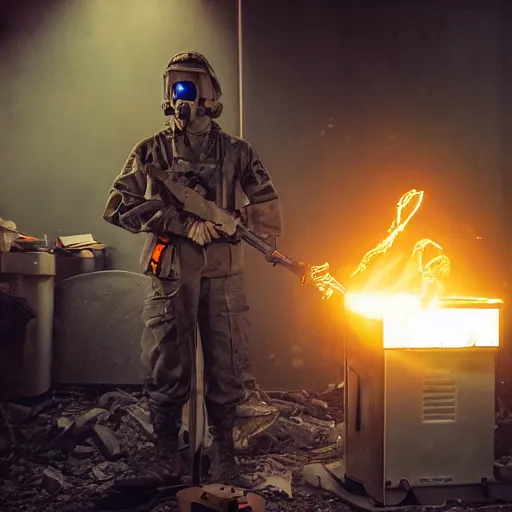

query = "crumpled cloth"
[0,218,18,252]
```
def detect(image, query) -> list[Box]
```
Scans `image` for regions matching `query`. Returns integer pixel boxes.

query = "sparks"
[413,238,451,290]
[308,262,346,299]
[351,189,424,278]
[307,188,450,301]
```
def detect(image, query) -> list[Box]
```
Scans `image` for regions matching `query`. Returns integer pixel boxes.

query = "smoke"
[0,0,238,270]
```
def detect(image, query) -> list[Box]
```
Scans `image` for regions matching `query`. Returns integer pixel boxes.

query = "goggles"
[172,81,197,102]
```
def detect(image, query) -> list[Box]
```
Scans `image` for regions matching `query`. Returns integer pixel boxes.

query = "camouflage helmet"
[162,51,223,117]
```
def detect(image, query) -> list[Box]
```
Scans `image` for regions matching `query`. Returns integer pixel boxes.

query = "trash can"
[0,251,56,397]
[0,291,34,399]
[55,248,107,283]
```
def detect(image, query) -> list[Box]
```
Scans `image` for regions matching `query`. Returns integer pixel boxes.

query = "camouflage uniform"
[103,52,282,484]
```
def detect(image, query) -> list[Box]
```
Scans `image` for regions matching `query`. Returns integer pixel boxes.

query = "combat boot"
[114,438,182,490]
[208,411,258,489]
[114,404,183,489]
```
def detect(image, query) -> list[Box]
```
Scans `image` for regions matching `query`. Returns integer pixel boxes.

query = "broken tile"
[41,466,65,495]
[57,416,73,430]
[75,408,109,430]
[126,404,153,435]
[91,425,122,461]
[91,461,129,482]
[92,465,109,481]
[71,445,96,459]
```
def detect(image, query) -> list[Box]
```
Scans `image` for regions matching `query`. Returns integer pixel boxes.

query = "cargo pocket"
[224,273,250,314]
[224,274,250,380]
[141,285,178,340]
[140,284,179,371]
[158,241,181,280]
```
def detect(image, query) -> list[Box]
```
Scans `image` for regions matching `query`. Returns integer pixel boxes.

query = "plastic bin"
[0,251,56,397]
[0,291,34,399]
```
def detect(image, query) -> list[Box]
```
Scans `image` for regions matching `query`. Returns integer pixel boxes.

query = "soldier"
[103,51,282,485]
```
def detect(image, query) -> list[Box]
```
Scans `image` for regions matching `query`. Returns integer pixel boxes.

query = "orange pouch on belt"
[149,236,170,275]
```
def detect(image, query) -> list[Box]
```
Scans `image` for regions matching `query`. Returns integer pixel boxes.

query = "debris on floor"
[2,381,512,512]
[0,384,345,512]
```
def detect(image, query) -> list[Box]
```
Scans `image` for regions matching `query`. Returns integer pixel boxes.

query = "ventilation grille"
[422,376,456,423]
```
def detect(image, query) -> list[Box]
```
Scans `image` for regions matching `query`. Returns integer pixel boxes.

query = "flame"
[345,293,501,348]
[308,262,346,299]
[309,188,450,299]
[307,186,501,352]
[413,238,451,289]
[351,189,424,278]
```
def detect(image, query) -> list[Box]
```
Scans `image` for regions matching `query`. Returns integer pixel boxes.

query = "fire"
[345,293,501,349]
[413,238,451,290]
[351,189,425,278]
[308,188,501,349]
[309,188,451,300]
[307,262,346,299]
[342,189,453,317]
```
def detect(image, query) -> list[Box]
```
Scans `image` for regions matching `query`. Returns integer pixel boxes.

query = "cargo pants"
[140,240,248,433]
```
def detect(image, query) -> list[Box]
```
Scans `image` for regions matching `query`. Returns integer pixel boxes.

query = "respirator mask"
[161,52,223,128]
[171,80,199,123]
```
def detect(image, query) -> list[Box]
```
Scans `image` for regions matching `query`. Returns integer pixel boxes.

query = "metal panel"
[384,349,496,487]
[422,374,457,423]
[53,270,150,385]
[344,311,386,504]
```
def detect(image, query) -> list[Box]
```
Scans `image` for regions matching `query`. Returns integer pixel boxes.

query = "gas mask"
[161,51,224,131]
[172,80,200,124]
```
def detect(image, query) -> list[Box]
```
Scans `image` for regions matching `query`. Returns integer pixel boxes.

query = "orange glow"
[351,189,424,278]
[308,186,502,352]
[345,294,501,349]
[308,262,346,299]
[413,238,451,288]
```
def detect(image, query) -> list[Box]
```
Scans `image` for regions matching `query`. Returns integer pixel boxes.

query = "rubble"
[0,382,511,512]
[71,445,96,459]
[41,466,66,495]
[91,425,123,461]
[0,385,344,511]
[126,404,153,435]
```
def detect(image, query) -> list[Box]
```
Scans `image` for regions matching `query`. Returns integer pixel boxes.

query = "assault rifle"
[149,166,345,295]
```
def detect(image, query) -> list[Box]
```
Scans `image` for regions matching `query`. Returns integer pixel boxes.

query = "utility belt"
[148,233,244,278]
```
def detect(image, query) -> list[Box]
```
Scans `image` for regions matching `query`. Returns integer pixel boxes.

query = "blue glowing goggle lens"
[172,81,197,102]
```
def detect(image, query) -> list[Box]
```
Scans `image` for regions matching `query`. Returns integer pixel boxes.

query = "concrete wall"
[241,0,507,389]
[0,0,508,390]
[0,0,239,270]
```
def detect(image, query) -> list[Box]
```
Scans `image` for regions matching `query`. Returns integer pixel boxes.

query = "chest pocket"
[216,136,249,213]
[172,158,219,202]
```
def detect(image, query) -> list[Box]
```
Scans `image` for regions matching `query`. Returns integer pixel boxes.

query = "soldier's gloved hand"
[186,220,220,246]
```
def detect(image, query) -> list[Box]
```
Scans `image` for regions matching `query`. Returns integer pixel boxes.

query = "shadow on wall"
[1,0,509,391]
[0,0,239,271]
[240,0,507,389]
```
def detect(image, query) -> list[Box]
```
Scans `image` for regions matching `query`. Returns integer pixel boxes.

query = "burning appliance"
[305,294,512,509]
[344,295,502,505]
